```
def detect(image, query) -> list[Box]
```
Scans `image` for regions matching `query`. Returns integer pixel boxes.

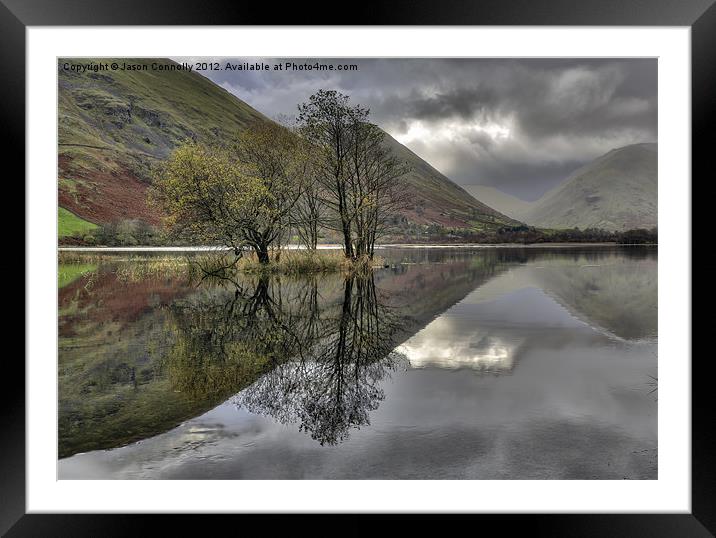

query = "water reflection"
[166,274,409,445]
[233,276,406,445]
[58,246,657,479]
[400,329,518,372]
[58,248,508,457]
[165,276,315,400]
[396,248,656,372]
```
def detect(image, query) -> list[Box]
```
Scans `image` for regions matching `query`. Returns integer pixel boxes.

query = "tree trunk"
[255,244,270,264]
[310,221,318,250]
[342,223,353,259]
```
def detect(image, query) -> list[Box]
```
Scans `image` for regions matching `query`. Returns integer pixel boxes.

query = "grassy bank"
[235,251,383,275]
[58,250,385,282]
[58,207,98,238]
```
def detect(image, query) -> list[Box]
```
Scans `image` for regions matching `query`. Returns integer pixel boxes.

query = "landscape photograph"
[57,57,657,480]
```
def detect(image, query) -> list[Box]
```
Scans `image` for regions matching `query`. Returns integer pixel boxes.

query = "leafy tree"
[150,122,306,263]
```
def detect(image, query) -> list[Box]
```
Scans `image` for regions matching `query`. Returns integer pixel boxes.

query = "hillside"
[381,133,518,228]
[58,58,269,226]
[524,143,657,231]
[58,58,517,235]
[462,185,532,222]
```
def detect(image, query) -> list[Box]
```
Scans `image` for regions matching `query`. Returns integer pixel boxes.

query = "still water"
[58,246,657,479]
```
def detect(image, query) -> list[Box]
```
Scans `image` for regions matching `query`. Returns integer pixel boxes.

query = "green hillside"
[58,207,98,238]
[58,58,516,234]
[524,143,657,231]
[58,58,269,226]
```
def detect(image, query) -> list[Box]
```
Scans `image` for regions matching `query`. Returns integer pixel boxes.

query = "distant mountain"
[462,185,532,222]
[58,58,517,233]
[524,143,657,231]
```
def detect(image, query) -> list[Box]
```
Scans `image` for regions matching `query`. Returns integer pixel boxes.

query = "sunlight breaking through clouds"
[176,57,657,200]
[393,120,512,146]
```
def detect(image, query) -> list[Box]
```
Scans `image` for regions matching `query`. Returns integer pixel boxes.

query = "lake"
[58,246,657,479]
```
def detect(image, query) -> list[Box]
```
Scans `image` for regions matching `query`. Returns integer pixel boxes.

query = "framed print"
[7,0,712,534]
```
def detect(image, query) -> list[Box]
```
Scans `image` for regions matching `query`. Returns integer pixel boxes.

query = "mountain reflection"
[168,274,407,445]
[58,249,505,457]
[395,247,657,371]
[58,246,656,459]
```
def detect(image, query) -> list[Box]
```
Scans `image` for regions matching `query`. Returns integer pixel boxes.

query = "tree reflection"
[235,275,406,445]
[164,276,309,399]
[166,273,407,445]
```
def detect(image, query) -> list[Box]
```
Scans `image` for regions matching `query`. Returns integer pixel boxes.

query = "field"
[58,207,98,238]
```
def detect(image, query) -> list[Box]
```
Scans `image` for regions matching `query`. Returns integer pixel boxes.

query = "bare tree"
[297,90,363,259]
[292,172,326,250]
[347,120,409,258]
[297,90,409,260]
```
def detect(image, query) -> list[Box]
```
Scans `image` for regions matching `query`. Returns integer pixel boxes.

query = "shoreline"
[57,242,656,252]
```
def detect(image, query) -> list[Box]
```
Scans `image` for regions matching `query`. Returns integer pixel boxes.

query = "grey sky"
[176,58,657,201]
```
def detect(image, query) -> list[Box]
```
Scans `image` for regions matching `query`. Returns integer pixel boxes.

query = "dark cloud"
[175,57,657,200]
[392,86,499,123]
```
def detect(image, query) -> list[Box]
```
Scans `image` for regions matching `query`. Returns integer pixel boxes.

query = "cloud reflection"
[398,320,519,372]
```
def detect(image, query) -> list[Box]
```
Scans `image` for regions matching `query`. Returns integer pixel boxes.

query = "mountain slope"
[58,58,269,225]
[524,143,657,231]
[462,185,532,222]
[58,58,517,232]
[381,133,519,228]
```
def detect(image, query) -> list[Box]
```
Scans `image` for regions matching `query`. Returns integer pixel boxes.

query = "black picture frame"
[7,0,710,534]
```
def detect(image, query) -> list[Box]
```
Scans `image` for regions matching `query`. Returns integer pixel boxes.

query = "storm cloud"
[175,58,657,200]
